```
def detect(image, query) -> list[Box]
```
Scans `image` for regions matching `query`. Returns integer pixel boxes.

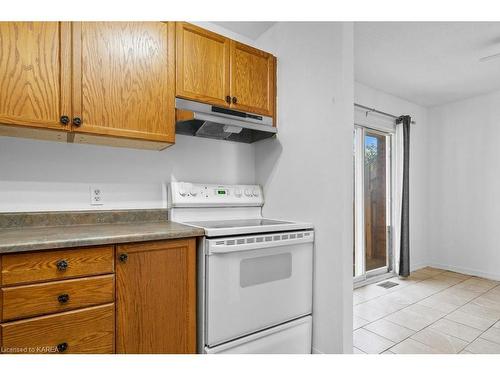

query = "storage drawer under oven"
[205,230,313,347]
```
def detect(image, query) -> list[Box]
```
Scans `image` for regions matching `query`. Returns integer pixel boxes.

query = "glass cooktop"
[185,219,292,229]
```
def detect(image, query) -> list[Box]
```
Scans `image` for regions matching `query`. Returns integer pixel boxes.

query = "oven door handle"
[208,231,314,254]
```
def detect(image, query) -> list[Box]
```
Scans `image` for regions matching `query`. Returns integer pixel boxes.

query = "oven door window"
[240,253,292,288]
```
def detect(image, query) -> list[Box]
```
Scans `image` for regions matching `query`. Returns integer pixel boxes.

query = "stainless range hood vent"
[175,98,276,143]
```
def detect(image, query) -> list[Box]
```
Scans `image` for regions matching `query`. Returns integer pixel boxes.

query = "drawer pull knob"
[58,293,70,304]
[57,342,68,353]
[60,115,70,125]
[72,117,82,126]
[119,253,128,263]
[56,259,68,271]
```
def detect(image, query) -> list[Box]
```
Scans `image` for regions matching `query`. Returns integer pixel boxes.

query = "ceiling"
[355,22,500,107]
[213,22,275,40]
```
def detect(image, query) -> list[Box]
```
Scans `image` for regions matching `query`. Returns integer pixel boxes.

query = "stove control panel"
[169,182,264,207]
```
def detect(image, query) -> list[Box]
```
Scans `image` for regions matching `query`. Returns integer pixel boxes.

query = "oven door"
[205,230,314,347]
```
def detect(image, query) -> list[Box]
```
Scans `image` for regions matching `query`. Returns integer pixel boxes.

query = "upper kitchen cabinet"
[230,41,276,117]
[176,22,231,107]
[0,22,71,132]
[71,22,175,148]
[175,23,277,119]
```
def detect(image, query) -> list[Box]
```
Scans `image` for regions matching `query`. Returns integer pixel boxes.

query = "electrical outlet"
[90,185,104,206]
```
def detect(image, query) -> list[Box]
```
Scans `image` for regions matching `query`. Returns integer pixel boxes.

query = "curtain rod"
[354,103,416,125]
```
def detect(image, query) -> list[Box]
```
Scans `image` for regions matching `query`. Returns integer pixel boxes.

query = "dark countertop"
[0,211,205,254]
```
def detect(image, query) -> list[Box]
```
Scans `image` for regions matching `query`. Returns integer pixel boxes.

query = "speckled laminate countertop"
[0,210,204,254]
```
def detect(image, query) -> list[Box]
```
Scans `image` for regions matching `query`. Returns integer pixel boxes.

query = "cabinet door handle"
[57,293,70,304]
[119,253,128,263]
[225,95,231,104]
[60,115,70,125]
[232,97,238,104]
[56,259,68,271]
[72,117,82,126]
[57,342,68,353]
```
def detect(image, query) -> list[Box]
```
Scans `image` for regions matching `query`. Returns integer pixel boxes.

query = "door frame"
[353,125,395,284]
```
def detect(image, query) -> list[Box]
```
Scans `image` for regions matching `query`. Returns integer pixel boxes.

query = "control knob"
[244,189,252,197]
[178,184,187,197]
[252,189,260,197]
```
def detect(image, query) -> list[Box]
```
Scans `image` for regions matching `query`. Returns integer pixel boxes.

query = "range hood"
[175,98,277,143]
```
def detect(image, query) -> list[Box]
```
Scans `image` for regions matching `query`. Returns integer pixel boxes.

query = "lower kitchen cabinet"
[0,237,198,354]
[0,304,115,354]
[115,238,197,354]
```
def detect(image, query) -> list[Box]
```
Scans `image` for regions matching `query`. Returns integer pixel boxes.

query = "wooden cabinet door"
[72,22,175,143]
[1,304,115,354]
[116,239,196,354]
[176,22,231,107]
[0,22,71,131]
[230,41,276,117]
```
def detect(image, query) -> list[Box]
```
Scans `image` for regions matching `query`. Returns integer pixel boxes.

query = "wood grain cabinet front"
[175,22,276,120]
[1,274,115,321]
[71,22,176,146]
[0,245,114,286]
[0,303,115,354]
[0,21,175,149]
[176,22,231,107]
[116,238,197,354]
[0,22,71,138]
[229,41,276,117]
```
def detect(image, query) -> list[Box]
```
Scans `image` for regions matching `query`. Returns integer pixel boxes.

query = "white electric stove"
[168,182,314,354]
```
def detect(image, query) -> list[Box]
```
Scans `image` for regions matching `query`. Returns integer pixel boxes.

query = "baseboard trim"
[428,262,500,281]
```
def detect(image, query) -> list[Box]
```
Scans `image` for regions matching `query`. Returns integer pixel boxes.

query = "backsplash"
[0,134,255,212]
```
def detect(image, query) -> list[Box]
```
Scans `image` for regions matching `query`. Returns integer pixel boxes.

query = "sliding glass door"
[353,126,393,282]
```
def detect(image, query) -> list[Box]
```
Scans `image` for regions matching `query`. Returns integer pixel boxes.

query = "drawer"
[1,274,115,321]
[0,303,115,354]
[1,245,114,286]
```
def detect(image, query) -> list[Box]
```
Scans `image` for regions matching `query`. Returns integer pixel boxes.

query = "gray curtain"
[397,115,411,277]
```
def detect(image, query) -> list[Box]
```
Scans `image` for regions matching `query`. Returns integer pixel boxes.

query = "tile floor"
[353,267,500,354]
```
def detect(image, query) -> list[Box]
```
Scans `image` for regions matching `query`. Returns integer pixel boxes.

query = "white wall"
[428,90,500,280]
[354,82,430,270]
[0,22,257,213]
[0,135,254,212]
[254,22,354,354]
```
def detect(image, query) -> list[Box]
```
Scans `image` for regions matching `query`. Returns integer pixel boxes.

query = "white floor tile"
[353,328,395,354]
[364,319,415,343]
[362,293,411,315]
[445,310,497,331]
[353,315,370,329]
[352,267,500,355]
[439,271,470,280]
[417,295,461,314]
[390,338,441,354]
[430,318,482,342]
[385,304,445,331]
[457,301,500,321]
[354,303,388,322]
[465,338,500,354]
[454,278,497,293]
[480,327,500,345]
[411,328,468,354]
